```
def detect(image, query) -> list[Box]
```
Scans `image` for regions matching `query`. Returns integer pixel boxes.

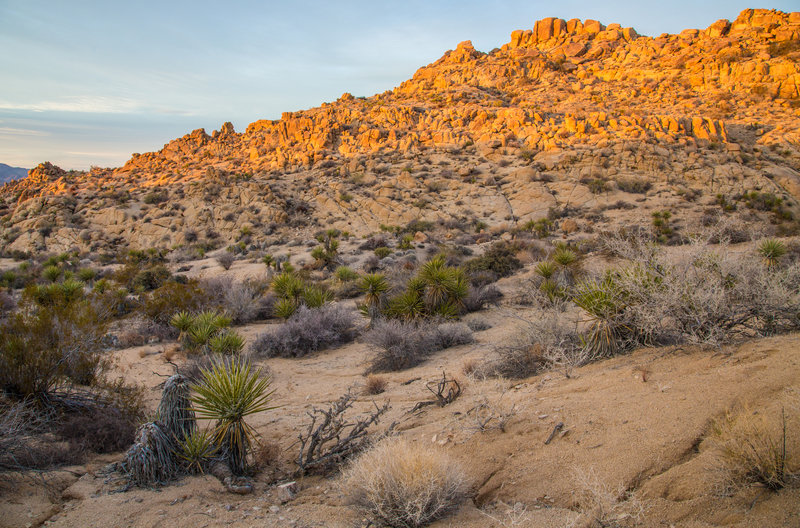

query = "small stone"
[277,481,298,503]
[269,505,280,514]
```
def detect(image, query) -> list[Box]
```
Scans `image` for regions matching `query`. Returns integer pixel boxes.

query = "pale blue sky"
[0,1,796,169]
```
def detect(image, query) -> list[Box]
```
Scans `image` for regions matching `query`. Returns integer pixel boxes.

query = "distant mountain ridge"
[0,163,27,184]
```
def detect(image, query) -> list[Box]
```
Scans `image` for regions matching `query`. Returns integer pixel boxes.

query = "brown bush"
[343,437,468,528]
[363,375,388,395]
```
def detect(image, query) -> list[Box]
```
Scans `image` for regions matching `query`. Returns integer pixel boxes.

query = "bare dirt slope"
[3,305,798,528]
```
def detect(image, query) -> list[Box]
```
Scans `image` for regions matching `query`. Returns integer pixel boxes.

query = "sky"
[0,1,797,170]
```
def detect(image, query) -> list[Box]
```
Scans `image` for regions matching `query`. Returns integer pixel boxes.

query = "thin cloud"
[0,126,49,136]
[0,96,142,114]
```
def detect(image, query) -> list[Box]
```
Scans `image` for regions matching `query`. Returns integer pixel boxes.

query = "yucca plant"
[302,285,333,308]
[209,331,245,355]
[274,298,298,319]
[420,256,452,308]
[553,246,578,268]
[535,261,556,279]
[157,374,196,443]
[193,310,231,330]
[178,429,218,475]
[170,310,194,342]
[540,278,565,303]
[386,290,425,321]
[271,271,305,300]
[191,359,276,475]
[758,238,787,268]
[76,268,96,282]
[360,273,389,310]
[42,265,62,283]
[573,276,630,359]
[188,321,217,351]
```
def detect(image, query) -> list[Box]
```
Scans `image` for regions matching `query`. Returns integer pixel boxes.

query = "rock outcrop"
[1,9,799,253]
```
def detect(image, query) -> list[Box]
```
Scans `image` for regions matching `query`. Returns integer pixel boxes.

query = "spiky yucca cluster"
[385,256,468,320]
[170,310,243,354]
[270,271,333,319]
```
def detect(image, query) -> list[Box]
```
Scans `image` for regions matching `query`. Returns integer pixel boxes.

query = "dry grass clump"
[250,304,356,358]
[571,468,645,528]
[364,375,388,395]
[710,404,799,491]
[343,437,468,528]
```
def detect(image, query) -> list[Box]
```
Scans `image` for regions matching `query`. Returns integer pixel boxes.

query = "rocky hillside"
[1,8,799,253]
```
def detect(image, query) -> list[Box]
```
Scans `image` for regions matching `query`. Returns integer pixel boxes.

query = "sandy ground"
[1,303,799,528]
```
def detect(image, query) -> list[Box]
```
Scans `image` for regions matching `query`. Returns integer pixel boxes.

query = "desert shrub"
[463,242,522,278]
[202,276,262,324]
[435,322,475,349]
[1,379,144,476]
[374,247,393,259]
[216,252,236,270]
[139,280,209,324]
[463,284,502,312]
[55,402,139,454]
[593,231,800,351]
[711,404,799,491]
[477,311,584,379]
[0,290,15,319]
[251,304,356,358]
[130,265,172,292]
[114,316,174,347]
[344,437,467,528]
[364,319,473,373]
[616,177,652,194]
[335,266,359,282]
[360,235,389,251]
[0,285,109,397]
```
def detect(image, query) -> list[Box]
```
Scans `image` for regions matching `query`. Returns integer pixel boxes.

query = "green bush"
[140,280,209,324]
[463,242,522,279]
[0,284,109,398]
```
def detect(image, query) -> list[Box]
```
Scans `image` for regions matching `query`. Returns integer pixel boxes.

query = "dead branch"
[296,389,390,475]
[544,422,564,445]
